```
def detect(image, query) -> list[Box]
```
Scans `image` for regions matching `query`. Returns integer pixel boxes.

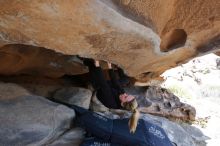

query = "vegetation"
[167,84,192,99]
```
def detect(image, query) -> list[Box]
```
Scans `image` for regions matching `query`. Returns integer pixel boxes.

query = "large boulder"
[0,75,75,98]
[124,86,196,121]
[53,87,92,109]
[90,85,196,121]
[0,83,76,146]
[141,114,209,146]
[0,44,88,77]
[0,82,31,99]
[99,111,208,146]
[89,93,110,112]
[0,0,219,81]
[48,128,85,146]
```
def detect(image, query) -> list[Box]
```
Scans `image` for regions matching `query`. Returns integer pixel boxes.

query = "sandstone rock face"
[0,0,219,81]
[0,44,88,77]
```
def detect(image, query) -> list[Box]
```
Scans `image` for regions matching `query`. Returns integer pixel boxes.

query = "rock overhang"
[0,0,219,82]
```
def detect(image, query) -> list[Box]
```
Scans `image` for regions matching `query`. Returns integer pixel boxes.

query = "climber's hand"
[95,60,100,67]
[107,62,112,69]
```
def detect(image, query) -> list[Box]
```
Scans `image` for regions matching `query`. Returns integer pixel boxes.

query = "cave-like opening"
[160,29,187,52]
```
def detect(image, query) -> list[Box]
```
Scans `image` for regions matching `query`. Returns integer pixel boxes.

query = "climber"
[83,58,140,133]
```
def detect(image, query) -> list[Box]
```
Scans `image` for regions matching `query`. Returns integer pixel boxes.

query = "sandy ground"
[182,96,220,146]
[161,53,220,146]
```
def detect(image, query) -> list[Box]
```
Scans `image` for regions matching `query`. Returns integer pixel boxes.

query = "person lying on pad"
[84,59,140,133]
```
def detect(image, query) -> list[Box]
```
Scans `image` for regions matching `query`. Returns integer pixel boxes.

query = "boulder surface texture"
[0,83,76,146]
[0,0,219,81]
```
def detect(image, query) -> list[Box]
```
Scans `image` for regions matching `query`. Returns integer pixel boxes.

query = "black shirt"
[89,66,125,109]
